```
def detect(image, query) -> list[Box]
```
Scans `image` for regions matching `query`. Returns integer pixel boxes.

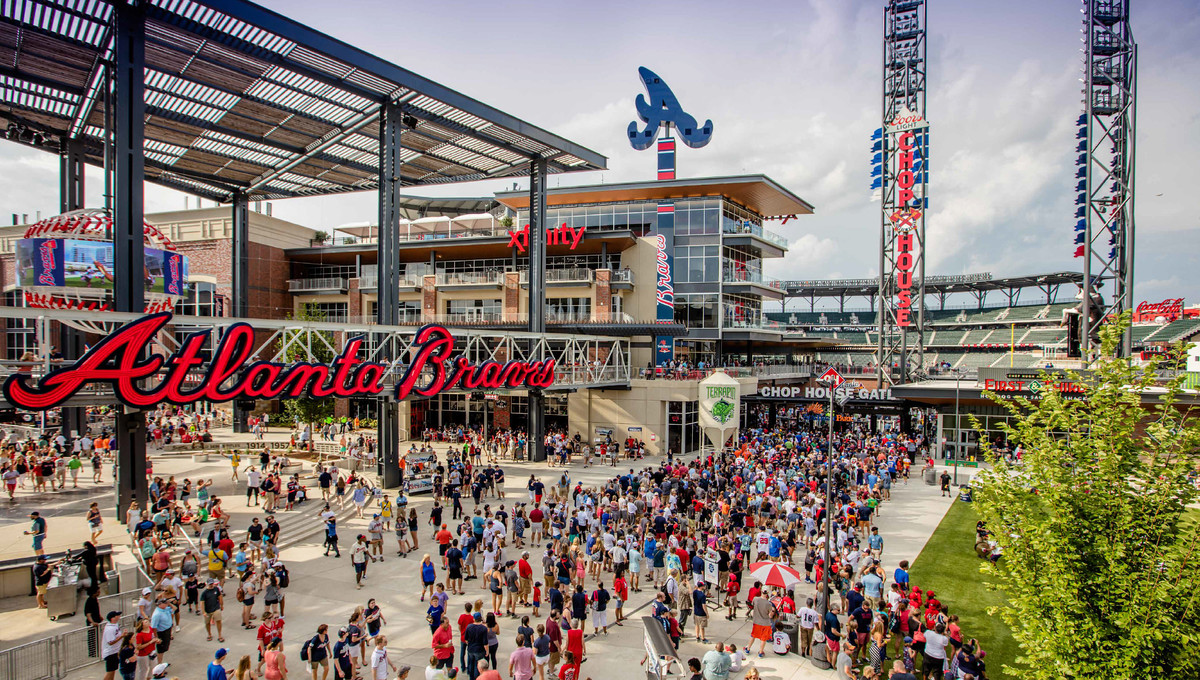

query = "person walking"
[352,535,377,589]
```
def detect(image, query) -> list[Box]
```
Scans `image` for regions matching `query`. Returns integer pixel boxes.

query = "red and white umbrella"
[747,561,803,589]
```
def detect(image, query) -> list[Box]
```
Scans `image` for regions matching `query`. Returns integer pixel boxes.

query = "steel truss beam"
[1080,0,1136,358]
[0,308,631,406]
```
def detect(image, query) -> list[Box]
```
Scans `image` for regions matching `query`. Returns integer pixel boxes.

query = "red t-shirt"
[457,613,475,641]
[518,559,533,579]
[431,626,454,660]
[557,663,580,680]
[436,529,452,546]
[530,508,544,523]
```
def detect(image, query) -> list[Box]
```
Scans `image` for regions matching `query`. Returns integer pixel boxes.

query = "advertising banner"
[16,238,188,294]
[654,201,676,366]
[698,371,740,450]
[15,238,65,287]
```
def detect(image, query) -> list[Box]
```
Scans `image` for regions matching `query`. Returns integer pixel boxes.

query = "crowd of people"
[10,409,995,680]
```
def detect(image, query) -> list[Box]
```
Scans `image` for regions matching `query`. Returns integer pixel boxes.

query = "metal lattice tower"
[1076,0,1136,358]
[875,0,928,385]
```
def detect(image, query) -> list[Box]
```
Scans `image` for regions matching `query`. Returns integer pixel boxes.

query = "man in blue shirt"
[150,600,175,660]
[868,527,884,557]
[767,532,782,561]
[207,648,228,680]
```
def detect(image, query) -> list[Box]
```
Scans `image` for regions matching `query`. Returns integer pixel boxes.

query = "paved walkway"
[1,433,976,680]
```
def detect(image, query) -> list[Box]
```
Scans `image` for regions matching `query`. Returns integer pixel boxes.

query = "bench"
[642,616,682,679]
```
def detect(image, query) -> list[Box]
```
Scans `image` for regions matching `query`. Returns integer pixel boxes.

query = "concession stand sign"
[3,312,556,410]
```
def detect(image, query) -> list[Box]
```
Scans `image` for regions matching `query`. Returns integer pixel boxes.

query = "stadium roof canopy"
[496,174,815,221]
[778,271,1083,299]
[0,0,606,203]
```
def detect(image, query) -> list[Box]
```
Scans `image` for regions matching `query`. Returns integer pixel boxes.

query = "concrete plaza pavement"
[1,434,975,680]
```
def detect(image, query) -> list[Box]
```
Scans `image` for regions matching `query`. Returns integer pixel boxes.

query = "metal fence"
[0,583,145,680]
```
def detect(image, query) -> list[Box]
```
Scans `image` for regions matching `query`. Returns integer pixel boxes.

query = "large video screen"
[16,238,189,295]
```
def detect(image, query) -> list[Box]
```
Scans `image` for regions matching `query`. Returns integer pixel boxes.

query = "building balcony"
[610,268,635,290]
[435,271,504,288]
[288,277,348,293]
[519,268,594,286]
[722,221,788,257]
[722,266,785,300]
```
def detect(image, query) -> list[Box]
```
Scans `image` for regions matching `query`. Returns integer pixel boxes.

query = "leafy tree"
[972,316,1200,679]
[280,303,335,438]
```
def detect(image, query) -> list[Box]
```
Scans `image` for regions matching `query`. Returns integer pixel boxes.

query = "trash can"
[780,619,800,655]
[923,466,937,485]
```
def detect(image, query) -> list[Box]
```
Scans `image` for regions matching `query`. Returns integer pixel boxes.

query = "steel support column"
[231,192,250,434]
[527,159,548,462]
[376,99,404,487]
[59,139,86,438]
[113,0,147,522]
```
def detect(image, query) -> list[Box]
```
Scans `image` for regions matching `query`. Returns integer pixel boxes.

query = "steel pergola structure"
[0,0,607,512]
[1076,0,1136,359]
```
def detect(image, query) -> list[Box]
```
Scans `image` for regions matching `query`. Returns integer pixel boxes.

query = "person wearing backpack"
[301,624,331,680]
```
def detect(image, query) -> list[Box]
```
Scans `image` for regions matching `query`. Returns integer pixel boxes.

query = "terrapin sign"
[3,313,557,410]
[698,372,740,449]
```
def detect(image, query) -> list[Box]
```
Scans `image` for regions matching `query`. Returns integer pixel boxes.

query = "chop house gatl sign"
[3,313,556,410]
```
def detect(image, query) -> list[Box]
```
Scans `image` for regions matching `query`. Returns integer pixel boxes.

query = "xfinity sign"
[758,385,895,401]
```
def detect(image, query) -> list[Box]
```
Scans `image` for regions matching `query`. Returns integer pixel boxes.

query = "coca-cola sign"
[3,313,556,410]
[1135,298,1184,319]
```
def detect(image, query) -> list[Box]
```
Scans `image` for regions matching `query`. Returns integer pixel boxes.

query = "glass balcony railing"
[287,277,347,292]
[610,268,635,284]
[721,221,789,248]
[435,271,504,286]
[721,264,779,287]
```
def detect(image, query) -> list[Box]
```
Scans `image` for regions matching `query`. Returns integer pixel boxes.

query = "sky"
[2,0,1198,308]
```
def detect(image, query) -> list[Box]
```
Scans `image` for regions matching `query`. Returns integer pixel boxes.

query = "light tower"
[1074,0,1136,358]
[874,0,929,385]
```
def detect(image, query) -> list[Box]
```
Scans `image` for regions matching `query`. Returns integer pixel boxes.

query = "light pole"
[818,378,836,618]
[953,368,962,486]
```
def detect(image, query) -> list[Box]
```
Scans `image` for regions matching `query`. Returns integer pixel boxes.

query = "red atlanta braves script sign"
[3,313,556,410]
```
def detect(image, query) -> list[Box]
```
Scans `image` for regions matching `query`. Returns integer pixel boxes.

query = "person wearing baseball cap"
[151,662,170,679]
[208,648,229,680]
[100,611,123,680]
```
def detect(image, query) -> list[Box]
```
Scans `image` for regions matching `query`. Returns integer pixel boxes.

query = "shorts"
[205,610,222,622]
[519,578,531,596]
[155,629,172,654]
[36,584,48,596]
[532,601,541,608]
[242,597,255,606]
[449,569,462,580]
[828,639,840,653]
[105,654,120,673]
[32,535,44,550]
[89,521,102,530]
[751,624,772,642]
[354,563,367,574]
[535,655,549,667]
[439,544,449,556]
[696,615,709,626]
[549,651,560,668]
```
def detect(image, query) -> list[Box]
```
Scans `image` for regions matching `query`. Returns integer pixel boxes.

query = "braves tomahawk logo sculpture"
[627,67,713,150]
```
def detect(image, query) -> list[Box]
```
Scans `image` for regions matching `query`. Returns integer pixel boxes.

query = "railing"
[435,271,504,286]
[519,268,594,284]
[358,274,422,289]
[723,318,787,330]
[0,587,146,680]
[722,265,779,286]
[309,236,368,247]
[287,277,347,292]
[721,221,789,248]
[610,269,635,284]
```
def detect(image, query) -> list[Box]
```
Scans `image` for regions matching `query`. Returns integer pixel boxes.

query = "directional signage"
[836,391,852,407]
[819,367,845,387]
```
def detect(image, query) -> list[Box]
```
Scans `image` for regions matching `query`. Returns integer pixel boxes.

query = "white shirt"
[924,630,949,660]
[101,622,123,657]
[370,648,390,680]
[247,470,261,487]
[798,606,820,630]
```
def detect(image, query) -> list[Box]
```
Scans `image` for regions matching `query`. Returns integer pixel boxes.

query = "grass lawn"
[908,500,1020,679]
